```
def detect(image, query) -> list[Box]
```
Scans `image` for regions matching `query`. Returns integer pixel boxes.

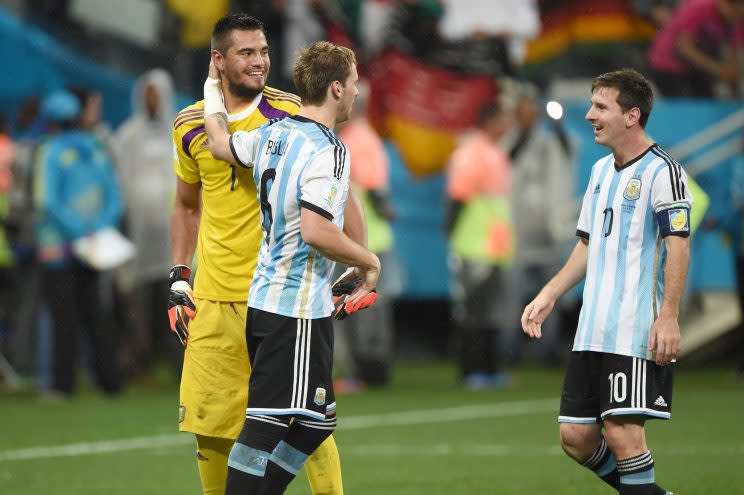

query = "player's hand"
[332,264,379,320]
[168,265,196,346]
[649,314,680,365]
[521,291,556,339]
[208,60,220,80]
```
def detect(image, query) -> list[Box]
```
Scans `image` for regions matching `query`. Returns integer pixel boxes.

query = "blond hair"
[293,42,356,106]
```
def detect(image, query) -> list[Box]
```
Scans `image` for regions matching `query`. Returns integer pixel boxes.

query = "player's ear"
[212,50,226,73]
[331,80,343,100]
[626,107,641,128]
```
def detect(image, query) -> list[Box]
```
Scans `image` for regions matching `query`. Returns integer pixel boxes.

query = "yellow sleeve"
[173,106,203,184]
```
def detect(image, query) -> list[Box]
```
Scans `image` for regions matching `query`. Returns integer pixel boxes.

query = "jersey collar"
[227,92,263,122]
[290,114,328,127]
[614,144,655,171]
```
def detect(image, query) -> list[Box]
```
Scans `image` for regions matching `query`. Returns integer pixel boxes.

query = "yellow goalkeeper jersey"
[172,87,301,301]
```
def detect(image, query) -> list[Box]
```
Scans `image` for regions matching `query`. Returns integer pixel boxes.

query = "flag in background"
[367,48,497,177]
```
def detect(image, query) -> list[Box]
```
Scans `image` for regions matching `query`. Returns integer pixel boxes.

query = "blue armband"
[656,207,690,238]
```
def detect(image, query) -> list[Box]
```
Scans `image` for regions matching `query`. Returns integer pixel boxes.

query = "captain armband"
[656,206,690,238]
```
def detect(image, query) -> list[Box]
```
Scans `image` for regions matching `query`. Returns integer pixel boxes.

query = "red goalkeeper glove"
[331,268,377,320]
[168,265,196,346]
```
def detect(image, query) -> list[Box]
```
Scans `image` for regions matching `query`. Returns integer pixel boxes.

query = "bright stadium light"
[546,100,563,120]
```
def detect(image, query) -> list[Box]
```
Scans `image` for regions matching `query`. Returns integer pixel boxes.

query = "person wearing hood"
[33,89,124,396]
[111,69,180,375]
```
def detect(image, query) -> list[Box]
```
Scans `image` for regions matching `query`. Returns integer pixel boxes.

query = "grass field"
[1,362,742,494]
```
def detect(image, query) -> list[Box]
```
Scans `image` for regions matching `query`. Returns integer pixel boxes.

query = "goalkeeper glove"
[331,268,377,320]
[168,265,196,346]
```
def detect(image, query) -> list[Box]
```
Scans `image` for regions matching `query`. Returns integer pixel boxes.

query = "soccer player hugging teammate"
[203,41,381,494]
[521,69,691,495]
[169,14,346,495]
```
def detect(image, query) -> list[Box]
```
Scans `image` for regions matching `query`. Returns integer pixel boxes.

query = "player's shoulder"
[648,143,683,170]
[310,124,347,155]
[263,86,301,114]
[173,101,205,136]
[304,125,348,177]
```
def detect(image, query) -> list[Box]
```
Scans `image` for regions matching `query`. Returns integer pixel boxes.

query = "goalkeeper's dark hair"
[211,14,265,53]
[591,68,653,128]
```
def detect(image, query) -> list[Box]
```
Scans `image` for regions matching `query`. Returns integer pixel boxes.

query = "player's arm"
[202,62,259,167]
[331,187,376,319]
[171,177,201,266]
[523,164,595,338]
[522,237,588,337]
[342,187,367,247]
[302,209,378,269]
[300,150,380,305]
[649,161,694,364]
[651,235,689,365]
[301,208,380,303]
[168,177,201,345]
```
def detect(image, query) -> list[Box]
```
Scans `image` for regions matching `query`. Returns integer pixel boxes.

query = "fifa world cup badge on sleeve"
[668,209,689,232]
[322,180,338,210]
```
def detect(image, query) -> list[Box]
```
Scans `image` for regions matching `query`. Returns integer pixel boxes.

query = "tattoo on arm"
[216,113,229,132]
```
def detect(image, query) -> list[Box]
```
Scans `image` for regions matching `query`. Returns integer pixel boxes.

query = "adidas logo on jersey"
[654,395,668,407]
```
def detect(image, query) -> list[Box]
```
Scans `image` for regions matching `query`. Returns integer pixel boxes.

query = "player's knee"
[559,423,600,462]
[602,416,646,456]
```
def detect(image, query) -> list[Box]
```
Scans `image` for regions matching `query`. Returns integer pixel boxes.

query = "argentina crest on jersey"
[623,177,642,200]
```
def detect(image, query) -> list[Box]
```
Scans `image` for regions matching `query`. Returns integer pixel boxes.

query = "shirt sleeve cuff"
[301,200,334,221]
[229,133,250,168]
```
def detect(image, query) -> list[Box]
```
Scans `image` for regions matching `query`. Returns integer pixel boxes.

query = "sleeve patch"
[669,208,689,232]
[321,179,340,210]
[656,207,690,237]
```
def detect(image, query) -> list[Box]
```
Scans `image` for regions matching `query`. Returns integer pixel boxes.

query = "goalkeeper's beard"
[226,78,264,100]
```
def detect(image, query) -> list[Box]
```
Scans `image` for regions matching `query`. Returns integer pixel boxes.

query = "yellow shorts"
[179,298,250,440]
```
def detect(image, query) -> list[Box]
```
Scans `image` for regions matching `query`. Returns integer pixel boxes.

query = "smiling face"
[585,86,630,149]
[215,29,269,99]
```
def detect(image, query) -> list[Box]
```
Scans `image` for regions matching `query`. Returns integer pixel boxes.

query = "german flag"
[526,0,656,66]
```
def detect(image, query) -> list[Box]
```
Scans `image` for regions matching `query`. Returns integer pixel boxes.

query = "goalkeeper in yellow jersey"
[168,14,343,495]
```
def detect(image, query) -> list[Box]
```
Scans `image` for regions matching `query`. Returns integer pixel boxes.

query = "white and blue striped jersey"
[574,143,693,360]
[230,115,351,319]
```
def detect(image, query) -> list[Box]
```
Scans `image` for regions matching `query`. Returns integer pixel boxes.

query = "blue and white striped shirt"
[574,144,693,360]
[231,115,351,318]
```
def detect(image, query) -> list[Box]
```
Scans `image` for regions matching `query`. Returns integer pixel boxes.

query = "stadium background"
[0,1,742,493]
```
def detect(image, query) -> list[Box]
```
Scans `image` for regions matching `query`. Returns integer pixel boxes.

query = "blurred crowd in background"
[1,0,744,397]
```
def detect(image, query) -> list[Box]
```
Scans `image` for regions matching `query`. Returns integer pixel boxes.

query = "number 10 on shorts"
[608,372,627,403]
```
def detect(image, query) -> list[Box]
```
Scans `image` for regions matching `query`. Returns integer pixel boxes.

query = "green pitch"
[1,363,742,494]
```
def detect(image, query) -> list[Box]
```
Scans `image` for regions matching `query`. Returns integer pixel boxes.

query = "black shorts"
[245,308,335,421]
[559,351,673,423]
